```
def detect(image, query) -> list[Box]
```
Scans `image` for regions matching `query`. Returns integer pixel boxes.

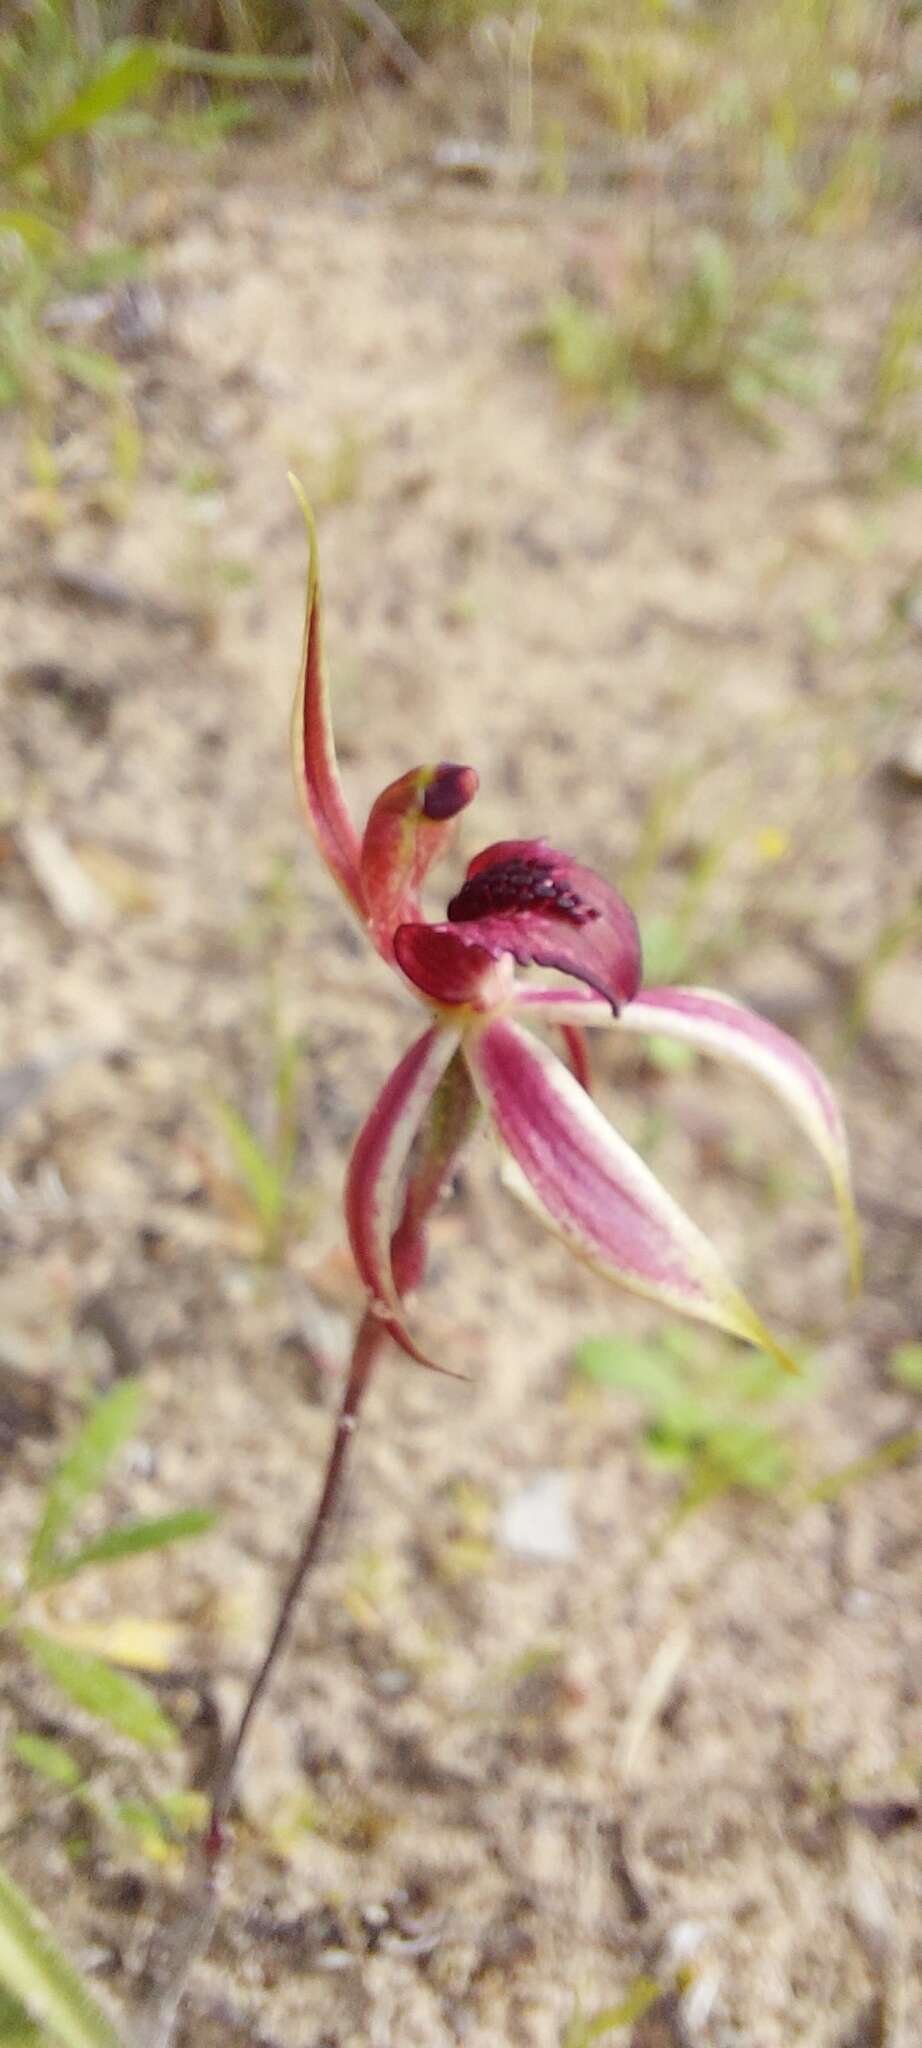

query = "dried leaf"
[40,1617,183,1673]
[72,844,158,916]
[16,822,112,933]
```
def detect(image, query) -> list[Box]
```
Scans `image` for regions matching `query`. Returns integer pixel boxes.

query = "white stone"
[497,1470,577,1562]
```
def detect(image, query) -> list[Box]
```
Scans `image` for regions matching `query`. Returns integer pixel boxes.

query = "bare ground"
[2,101,922,2048]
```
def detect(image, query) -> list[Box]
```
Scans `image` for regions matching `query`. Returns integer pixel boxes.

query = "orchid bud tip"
[423,763,479,821]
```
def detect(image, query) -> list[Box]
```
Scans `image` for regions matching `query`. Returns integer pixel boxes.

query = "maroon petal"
[446,838,641,1009]
[393,921,506,1008]
[289,483,365,920]
[391,1050,480,1297]
[345,1025,461,1369]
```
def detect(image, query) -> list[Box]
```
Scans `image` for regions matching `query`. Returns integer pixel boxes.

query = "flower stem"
[208,1306,383,1844]
[135,1056,473,2047]
[133,1309,384,2048]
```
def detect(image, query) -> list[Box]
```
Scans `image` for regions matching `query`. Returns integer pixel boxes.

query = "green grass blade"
[50,347,123,399]
[54,1509,215,1580]
[0,1981,42,2041]
[574,1337,686,1405]
[0,212,62,257]
[0,1863,123,2048]
[0,1989,43,2042]
[891,1343,922,1390]
[29,1384,143,1588]
[212,1097,283,1232]
[10,1737,81,1791]
[806,1430,920,1505]
[563,1977,660,2046]
[156,45,317,83]
[11,43,163,165]
[20,1632,175,1751]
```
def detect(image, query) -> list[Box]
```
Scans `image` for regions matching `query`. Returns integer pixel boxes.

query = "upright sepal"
[289,479,365,920]
[464,1017,795,1368]
[345,1025,462,1368]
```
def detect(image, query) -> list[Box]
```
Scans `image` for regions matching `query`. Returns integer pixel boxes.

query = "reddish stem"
[560,1021,592,1093]
[206,1306,384,1845]
[134,1313,385,2048]
[139,1059,473,2047]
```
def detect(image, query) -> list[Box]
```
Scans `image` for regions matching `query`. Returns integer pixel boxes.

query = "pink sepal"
[345,1025,461,1368]
[464,1017,793,1362]
[290,485,365,919]
[622,986,861,1289]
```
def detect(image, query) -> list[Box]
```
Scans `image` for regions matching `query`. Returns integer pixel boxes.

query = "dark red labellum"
[448,853,599,927]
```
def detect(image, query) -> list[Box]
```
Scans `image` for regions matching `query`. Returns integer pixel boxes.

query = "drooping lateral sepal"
[446,838,641,1010]
[510,981,860,1293]
[391,1049,480,1296]
[289,480,365,919]
[345,1025,463,1369]
[619,986,861,1290]
[361,762,478,959]
[464,1016,795,1368]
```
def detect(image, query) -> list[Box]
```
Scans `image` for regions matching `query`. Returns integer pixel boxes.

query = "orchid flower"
[189,496,861,1921]
[292,488,859,1381]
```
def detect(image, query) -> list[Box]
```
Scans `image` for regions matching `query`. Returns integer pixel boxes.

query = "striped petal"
[345,1025,461,1368]
[511,983,860,1289]
[465,1016,795,1368]
[289,480,365,920]
[361,763,478,959]
[511,988,612,1026]
[622,987,859,1289]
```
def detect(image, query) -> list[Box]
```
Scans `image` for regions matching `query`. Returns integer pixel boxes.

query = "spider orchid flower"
[292,491,859,1379]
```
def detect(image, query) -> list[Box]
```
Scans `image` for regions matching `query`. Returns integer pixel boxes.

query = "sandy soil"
[2,94,922,2048]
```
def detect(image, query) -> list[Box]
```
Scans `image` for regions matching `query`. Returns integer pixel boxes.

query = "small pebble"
[498,1470,576,1562]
